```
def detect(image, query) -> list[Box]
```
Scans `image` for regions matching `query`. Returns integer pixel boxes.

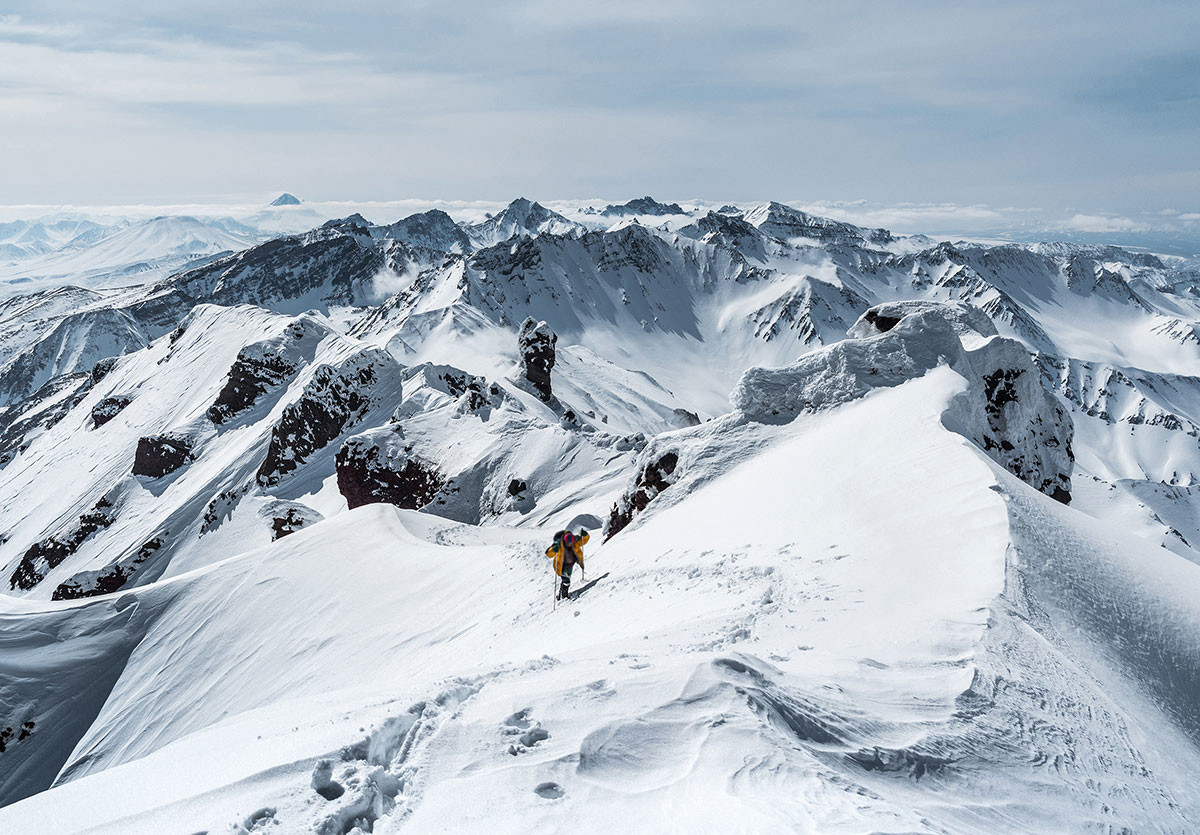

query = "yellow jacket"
[545,531,589,576]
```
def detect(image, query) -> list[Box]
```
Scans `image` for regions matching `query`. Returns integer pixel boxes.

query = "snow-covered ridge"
[0,196,1198,831]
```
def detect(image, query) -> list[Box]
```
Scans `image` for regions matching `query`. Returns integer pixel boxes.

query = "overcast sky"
[1,0,1197,219]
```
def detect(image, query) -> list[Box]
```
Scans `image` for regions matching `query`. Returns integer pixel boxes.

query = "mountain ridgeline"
[1,197,1200,830]
[2,196,1200,601]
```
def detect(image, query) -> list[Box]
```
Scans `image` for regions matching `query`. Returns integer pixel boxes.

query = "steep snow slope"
[3,198,1200,831]
[2,367,1197,832]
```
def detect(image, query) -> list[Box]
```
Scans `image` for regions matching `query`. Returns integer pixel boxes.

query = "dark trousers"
[559,552,578,599]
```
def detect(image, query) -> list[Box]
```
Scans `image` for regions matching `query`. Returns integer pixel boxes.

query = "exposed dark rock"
[208,351,298,424]
[91,357,119,383]
[518,317,557,402]
[167,319,188,346]
[438,369,499,411]
[0,721,36,754]
[256,349,399,487]
[91,396,131,429]
[336,429,445,511]
[262,501,323,541]
[132,434,194,478]
[863,309,902,332]
[52,534,164,601]
[606,451,679,540]
[507,478,527,496]
[975,358,1074,504]
[272,510,308,540]
[208,319,326,424]
[201,485,250,534]
[672,408,701,427]
[9,496,117,590]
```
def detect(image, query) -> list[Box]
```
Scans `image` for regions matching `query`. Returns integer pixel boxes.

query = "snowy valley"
[0,196,1199,833]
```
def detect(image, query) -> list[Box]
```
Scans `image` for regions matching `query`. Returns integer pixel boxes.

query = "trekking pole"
[552,567,557,612]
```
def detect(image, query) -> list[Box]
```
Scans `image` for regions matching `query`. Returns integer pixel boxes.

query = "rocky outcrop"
[51,534,165,600]
[732,308,966,422]
[335,426,445,510]
[260,500,324,541]
[91,396,131,429]
[200,485,250,535]
[90,356,118,383]
[672,409,701,427]
[962,338,1074,503]
[9,496,117,590]
[208,352,295,423]
[518,318,557,402]
[735,303,1075,503]
[208,318,327,424]
[0,373,92,466]
[257,348,402,487]
[606,451,679,540]
[847,300,997,345]
[438,369,501,413]
[132,434,194,478]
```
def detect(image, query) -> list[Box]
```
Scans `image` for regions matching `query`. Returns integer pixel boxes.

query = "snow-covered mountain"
[0,216,263,297]
[1,197,1199,833]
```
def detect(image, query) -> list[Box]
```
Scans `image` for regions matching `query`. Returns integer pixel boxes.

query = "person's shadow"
[571,572,610,599]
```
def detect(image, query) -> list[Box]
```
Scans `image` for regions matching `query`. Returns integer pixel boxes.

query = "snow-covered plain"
[1,197,1199,833]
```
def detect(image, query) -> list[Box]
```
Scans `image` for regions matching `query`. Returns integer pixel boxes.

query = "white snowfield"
[3,370,1198,833]
[0,197,1199,833]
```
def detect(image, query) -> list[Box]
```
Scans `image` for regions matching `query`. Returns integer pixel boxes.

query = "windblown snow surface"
[0,198,1199,834]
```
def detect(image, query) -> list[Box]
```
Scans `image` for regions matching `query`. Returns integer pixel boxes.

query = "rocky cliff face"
[518,318,557,402]
[207,318,328,424]
[91,396,131,429]
[256,348,403,487]
[606,450,679,540]
[958,337,1074,502]
[51,533,165,600]
[132,434,195,478]
[335,426,444,510]
[9,495,117,590]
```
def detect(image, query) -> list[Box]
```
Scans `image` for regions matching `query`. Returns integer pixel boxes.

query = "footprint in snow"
[504,709,550,754]
[534,782,565,799]
[310,759,345,800]
[509,726,550,755]
[502,709,531,732]
[237,806,276,832]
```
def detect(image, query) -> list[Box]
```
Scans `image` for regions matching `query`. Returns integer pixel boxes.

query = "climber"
[546,528,589,600]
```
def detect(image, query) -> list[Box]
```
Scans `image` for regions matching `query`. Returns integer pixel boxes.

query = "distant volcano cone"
[270,193,302,206]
